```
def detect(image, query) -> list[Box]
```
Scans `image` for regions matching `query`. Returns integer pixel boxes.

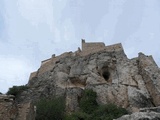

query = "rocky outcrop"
[0,95,17,120]
[21,40,160,112]
[115,112,160,120]
[16,102,36,120]
[15,40,160,117]
[140,106,160,113]
[0,95,36,120]
[138,53,160,106]
[115,106,160,120]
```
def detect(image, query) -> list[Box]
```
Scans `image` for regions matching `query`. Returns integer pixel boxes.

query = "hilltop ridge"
[1,40,160,120]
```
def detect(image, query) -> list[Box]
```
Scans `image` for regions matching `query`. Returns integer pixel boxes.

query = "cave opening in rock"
[102,70,110,81]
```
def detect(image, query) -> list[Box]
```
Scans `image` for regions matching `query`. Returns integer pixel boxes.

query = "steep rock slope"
[19,40,160,115]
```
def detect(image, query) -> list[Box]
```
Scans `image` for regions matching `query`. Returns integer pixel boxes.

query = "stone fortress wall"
[80,39,123,56]
[41,39,123,65]
[29,39,124,79]
[81,39,105,51]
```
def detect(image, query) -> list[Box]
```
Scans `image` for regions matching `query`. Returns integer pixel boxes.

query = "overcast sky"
[0,0,160,93]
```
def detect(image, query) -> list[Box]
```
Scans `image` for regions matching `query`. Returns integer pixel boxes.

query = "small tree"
[79,89,98,114]
[91,103,128,120]
[6,85,28,96]
[35,97,65,120]
[65,111,90,120]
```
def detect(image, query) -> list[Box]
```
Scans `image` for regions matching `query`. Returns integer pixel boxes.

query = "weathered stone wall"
[0,95,17,120]
[0,95,36,120]
[82,39,105,51]
[79,43,123,56]
[29,71,37,80]
[17,102,36,120]
[32,40,124,78]
[38,52,73,75]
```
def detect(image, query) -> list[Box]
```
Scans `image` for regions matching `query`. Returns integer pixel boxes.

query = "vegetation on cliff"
[79,89,98,114]
[35,89,128,120]
[65,89,128,120]
[6,85,29,97]
[35,97,65,120]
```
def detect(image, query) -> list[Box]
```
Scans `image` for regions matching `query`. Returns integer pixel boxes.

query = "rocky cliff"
[0,95,17,120]
[1,40,160,120]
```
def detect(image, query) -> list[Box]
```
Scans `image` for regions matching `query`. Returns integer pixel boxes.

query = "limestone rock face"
[115,112,160,120]
[18,40,160,115]
[138,53,160,106]
[0,95,17,120]
[115,107,160,120]
[0,95,36,120]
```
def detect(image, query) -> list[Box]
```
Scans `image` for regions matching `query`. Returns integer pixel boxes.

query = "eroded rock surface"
[0,95,17,120]
[115,112,160,120]
[115,106,160,120]
[0,95,36,120]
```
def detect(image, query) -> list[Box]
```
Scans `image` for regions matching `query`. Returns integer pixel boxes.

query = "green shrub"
[65,111,90,120]
[6,85,28,96]
[67,104,128,120]
[91,103,128,120]
[35,97,65,120]
[79,89,98,114]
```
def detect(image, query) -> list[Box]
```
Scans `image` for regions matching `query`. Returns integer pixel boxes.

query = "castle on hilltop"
[42,39,123,64]
[29,39,123,80]
[2,39,160,120]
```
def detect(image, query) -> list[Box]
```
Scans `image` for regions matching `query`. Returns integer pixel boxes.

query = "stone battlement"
[41,39,123,63]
